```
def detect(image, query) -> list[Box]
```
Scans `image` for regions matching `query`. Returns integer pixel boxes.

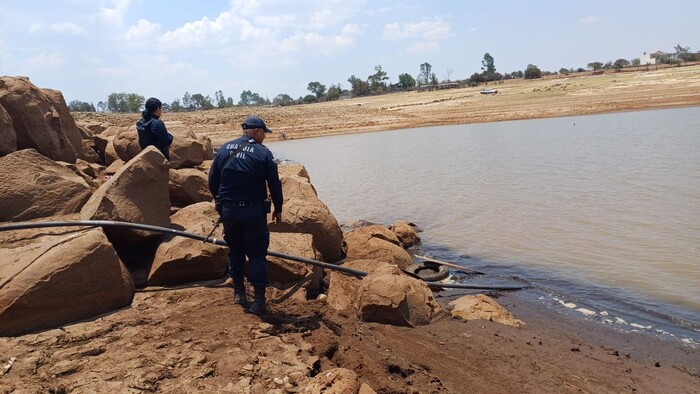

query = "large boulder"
[327,259,388,313]
[343,225,412,269]
[387,220,421,248]
[449,295,525,327]
[42,89,98,163]
[148,202,228,286]
[267,232,321,288]
[354,264,441,327]
[0,149,92,221]
[109,121,213,169]
[0,77,77,163]
[112,127,142,163]
[170,134,212,169]
[80,146,170,246]
[0,228,135,336]
[168,168,212,207]
[269,168,344,262]
[0,104,17,156]
[302,368,360,394]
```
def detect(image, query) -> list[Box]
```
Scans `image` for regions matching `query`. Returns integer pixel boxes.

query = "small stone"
[243,364,254,371]
[274,377,285,385]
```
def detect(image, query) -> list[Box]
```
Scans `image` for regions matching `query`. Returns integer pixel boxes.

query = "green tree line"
[68,43,697,113]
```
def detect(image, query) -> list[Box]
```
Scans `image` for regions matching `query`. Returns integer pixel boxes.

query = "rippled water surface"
[267,107,700,336]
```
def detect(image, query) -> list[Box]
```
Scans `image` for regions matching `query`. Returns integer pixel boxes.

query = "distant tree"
[468,72,484,86]
[273,93,293,106]
[484,72,502,82]
[603,61,613,70]
[107,92,128,112]
[307,82,327,99]
[182,92,192,110]
[238,90,269,106]
[68,100,96,112]
[674,44,694,62]
[576,67,586,73]
[559,68,570,75]
[302,94,317,104]
[161,102,170,112]
[418,62,432,85]
[214,90,227,108]
[524,64,542,79]
[430,73,439,89]
[347,75,370,97]
[170,99,182,112]
[96,101,107,112]
[613,59,630,70]
[443,67,454,82]
[226,97,234,107]
[368,65,389,94]
[398,73,416,89]
[631,58,641,66]
[326,84,342,100]
[188,93,214,110]
[481,53,496,77]
[587,62,604,71]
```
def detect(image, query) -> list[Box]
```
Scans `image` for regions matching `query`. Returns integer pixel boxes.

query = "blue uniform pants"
[221,205,269,287]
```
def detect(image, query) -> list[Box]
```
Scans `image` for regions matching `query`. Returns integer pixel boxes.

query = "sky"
[1,0,699,106]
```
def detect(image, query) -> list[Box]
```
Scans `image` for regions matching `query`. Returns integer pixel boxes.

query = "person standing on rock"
[136,97,173,160]
[208,115,283,315]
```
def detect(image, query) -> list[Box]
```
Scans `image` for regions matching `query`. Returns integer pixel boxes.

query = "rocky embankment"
[2,77,699,393]
[0,77,518,392]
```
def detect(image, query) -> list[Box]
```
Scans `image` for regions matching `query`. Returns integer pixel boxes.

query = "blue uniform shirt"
[209,135,283,213]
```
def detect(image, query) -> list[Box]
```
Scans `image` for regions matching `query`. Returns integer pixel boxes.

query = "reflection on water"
[267,107,700,331]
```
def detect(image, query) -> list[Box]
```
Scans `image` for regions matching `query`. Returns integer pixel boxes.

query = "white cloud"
[382,17,451,41]
[29,23,42,34]
[232,0,367,31]
[99,0,130,25]
[406,41,439,54]
[278,23,360,55]
[125,19,162,42]
[158,12,240,49]
[50,22,87,35]
[365,7,392,15]
[580,15,601,24]
[26,52,66,69]
[469,27,477,32]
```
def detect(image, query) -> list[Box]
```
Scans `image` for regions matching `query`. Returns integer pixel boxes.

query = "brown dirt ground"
[1,279,698,393]
[5,64,699,393]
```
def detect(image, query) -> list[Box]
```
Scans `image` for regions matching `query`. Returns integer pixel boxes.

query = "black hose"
[0,220,528,291]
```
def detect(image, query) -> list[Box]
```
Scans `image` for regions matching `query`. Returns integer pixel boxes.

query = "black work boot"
[232,279,247,306]
[248,286,267,315]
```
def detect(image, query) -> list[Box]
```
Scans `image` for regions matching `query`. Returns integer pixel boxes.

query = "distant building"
[640,50,672,65]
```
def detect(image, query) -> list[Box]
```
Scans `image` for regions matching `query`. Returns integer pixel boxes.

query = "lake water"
[266,107,700,342]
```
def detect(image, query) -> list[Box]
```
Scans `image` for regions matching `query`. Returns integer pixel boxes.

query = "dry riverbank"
[74,64,700,147]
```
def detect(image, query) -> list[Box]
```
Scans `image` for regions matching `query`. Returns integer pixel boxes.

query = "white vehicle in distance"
[480,88,498,94]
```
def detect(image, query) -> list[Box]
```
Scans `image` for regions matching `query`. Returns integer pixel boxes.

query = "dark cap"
[242,115,272,133]
[145,97,162,112]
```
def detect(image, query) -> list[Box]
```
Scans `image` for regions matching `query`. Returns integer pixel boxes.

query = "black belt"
[222,200,264,207]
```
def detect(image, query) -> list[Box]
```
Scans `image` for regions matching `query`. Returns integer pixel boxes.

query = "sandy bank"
[74,64,700,148]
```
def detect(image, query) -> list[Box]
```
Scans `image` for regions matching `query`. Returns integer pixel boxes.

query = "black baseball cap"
[242,116,272,133]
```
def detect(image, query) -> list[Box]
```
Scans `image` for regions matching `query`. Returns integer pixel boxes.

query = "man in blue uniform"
[136,97,173,160]
[209,116,283,315]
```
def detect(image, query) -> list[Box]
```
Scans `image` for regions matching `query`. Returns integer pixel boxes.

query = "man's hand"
[273,212,282,224]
